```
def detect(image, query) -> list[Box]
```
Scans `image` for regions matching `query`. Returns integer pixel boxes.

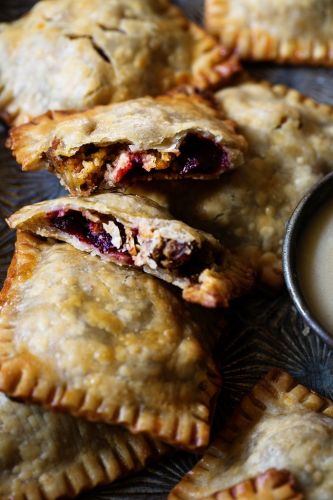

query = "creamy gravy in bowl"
[283,171,333,346]
[299,199,333,335]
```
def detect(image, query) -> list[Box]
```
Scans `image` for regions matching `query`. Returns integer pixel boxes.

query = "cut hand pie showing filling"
[7,94,247,193]
[0,393,167,499]
[205,0,333,66]
[127,82,333,289]
[8,193,254,308]
[0,0,240,126]
[0,232,221,450]
[169,369,333,499]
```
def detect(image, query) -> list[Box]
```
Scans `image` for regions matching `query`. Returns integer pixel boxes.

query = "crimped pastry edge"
[205,0,333,66]
[202,468,303,500]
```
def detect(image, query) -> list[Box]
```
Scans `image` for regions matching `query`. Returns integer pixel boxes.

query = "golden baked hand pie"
[0,231,221,450]
[0,0,240,126]
[201,469,303,500]
[205,0,333,65]
[0,393,167,499]
[7,193,254,308]
[127,82,333,288]
[7,94,246,192]
[169,369,333,499]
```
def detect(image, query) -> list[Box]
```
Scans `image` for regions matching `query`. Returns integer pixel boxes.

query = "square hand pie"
[205,0,333,65]
[0,393,167,499]
[169,369,333,499]
[8,94,246,192]
[7,193,254,308]
[127,82,333,288]
[0,0,240,126]
[0,231,221,450]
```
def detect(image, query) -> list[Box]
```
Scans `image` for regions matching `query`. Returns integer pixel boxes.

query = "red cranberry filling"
[176,134,229,176]
[47,210,214,277]
[117,134,230,182]
[47,210,133,264]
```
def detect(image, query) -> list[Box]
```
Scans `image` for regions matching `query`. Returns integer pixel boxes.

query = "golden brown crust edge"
[182,250,255,308]
[205,0,333,66]
[169,368,333,499]
[6,109,87,171]
[189,23,242,88]
[0,232,221,451]
[201,469,303,500]
[11,430,168,500]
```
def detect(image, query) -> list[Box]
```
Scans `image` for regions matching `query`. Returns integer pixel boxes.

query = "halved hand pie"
[0,392,167,499]
[169,369,333,499]
[7,94,246,192]
[205,0,333,66]
[0,0,240,126]
[0,231,221,450]
[7,193,254,308]
[128,82,333,288]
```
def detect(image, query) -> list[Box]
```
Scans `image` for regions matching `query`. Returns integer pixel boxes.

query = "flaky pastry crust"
[0,0,240,126]
[0,392,167,499]
[169,369,333,499]
[205,0,333,65]
[8,94,246,191]
[0,232,221,450]
[128,82,333,288]
[7,193,254,308]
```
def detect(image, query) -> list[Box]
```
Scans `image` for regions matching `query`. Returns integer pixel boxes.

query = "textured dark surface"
[1,1,333,499]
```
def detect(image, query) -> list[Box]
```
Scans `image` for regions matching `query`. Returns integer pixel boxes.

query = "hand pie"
[127,82,333,288]
[8,94,246,192]
[7,193,254,308]
[205,0,333,65]
[0,231,221,450]
[169,369,333,499]
[0,0,240,126]
[0,393,167,499]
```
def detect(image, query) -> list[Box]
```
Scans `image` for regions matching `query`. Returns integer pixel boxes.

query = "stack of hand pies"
[1,0,333,498]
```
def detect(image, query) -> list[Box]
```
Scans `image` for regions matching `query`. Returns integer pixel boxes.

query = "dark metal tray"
[1,1,333,498]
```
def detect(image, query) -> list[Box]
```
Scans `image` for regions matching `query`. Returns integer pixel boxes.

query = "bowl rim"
[283,171,333,348]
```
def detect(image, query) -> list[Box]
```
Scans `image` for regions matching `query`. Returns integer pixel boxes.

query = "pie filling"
[47,134,230,191]
[47,209,213,278]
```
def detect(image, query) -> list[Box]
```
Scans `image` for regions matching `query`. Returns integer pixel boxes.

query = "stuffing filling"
[46,134,230,193]
[47,209,213,278]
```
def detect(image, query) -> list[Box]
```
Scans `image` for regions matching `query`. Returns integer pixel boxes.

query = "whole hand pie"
[7,94,246,192]
[0,393,167,499]
[7,193,254,308]
[0,231,221,450]
[0,0,240,126]
[169,369,333,499]
[205,0,333,65]
[127,82,333,288]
